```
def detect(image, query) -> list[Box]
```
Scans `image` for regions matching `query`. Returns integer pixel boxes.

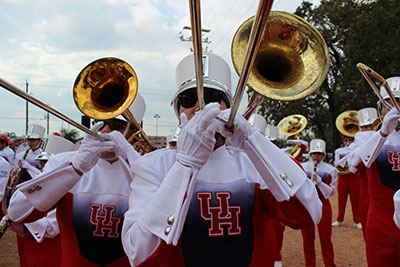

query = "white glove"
[314,174,322,185]
[176,103,221,170]
[71,122,114,174]
[381,107,400,136]
[100,130,135,159]
[287,139,308,147]
[216,109,256,149]
[21,160,33,170]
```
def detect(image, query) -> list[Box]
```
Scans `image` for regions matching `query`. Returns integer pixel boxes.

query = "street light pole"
[153,114,160,147]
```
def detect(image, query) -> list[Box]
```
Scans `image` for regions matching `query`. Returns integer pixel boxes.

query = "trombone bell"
[73,57,138,120]
[232,11,329,101]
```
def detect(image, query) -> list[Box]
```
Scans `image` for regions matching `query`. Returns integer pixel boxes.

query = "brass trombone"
[188,0,330,128]
[357,63,400,114]
[0,57,152,154]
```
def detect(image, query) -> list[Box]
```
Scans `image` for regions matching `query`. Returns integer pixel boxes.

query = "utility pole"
[153,113,160,147]
[178,26,212,52]
[25,80,29,135]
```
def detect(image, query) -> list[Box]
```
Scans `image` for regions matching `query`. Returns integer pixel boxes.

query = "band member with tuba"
[348,77,400,266]
[278,114,308,163]
[332,110,362,229]
[7,68,146,267]
[121,53,322,267]
[301,139,337,267]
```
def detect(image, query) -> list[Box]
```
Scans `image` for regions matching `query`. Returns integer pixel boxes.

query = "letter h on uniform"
[197,191,242,237]
[387,151,400,171]
[89,204,121,238]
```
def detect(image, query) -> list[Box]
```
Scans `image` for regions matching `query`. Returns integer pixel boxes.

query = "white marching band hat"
[167,126,180,145]
[309,139,326,154]
[266,125,279,141]
[380,76,400,100]
[248,114,267,135]
[116,93,146,124]
[173,53,232,118]
[36,134,75,161]
[26,124,45,139]
[358,107,378,127]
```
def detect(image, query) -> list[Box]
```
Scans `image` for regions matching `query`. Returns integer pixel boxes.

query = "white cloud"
[0,0,319,138]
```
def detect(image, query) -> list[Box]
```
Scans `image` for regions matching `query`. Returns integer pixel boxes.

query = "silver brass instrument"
[311,160,318,185]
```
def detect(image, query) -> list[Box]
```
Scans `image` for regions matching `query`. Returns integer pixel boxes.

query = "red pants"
[272,219,285,261]
[336,174,360,223]
[301,198,336,267]
[357,170,369,240]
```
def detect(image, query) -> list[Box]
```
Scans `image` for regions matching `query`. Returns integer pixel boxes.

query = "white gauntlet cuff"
[138,162,196,245]
[243,132,306,201]
[17,161,81,211]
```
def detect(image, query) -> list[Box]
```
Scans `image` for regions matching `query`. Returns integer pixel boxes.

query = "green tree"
[60,128,80,143]
[257,0,400,153]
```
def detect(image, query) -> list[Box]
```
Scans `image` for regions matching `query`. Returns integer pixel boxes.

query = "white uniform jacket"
[0,146,15,167]
[302,160,337,199]
[8,149,140,266]
[0,157,11,200]
[122,134,322,267]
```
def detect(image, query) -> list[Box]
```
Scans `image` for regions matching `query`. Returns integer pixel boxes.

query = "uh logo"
[387,151,400,171]
[197,191,242,237]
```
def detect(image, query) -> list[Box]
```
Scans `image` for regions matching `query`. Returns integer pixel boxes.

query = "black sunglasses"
[93,119,128,131]
[177,90,228,109]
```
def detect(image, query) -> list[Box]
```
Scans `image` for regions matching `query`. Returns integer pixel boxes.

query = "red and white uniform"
[301,160,337,267]
[351,130,400,266]
[347,130,375,237]
[8,150,139,267]
[0,157,11,200]
[14,148,41,167]
[0,146,15,166]
[122,133,322,267]
[334,146,360,224]
[12,161,61,267]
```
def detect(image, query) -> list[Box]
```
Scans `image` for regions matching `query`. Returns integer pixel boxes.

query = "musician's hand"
[216,109,256,149]
[100,130,135,159]
[381,107,400,136]
[176,103,220,170]
[315,174,322,185]
[71,122,114,174]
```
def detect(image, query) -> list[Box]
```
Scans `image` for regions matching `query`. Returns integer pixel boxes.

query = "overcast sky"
[0,0,320,139]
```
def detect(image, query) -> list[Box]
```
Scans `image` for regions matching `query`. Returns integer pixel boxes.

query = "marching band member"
[332,133,362,229]
[6,96,145,267]
[301,139,337,267]
[14,125,45,172]
[11,135,74,267]
[349,77,400,266]
[349,107,378,238]
[121,53,322,267]
[250,115,282,267]
[0,135,15,166]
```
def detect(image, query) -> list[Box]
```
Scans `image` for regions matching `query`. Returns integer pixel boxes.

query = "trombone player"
[5,60,145,266]
[121,52,322,267]
[347,76,400,266]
